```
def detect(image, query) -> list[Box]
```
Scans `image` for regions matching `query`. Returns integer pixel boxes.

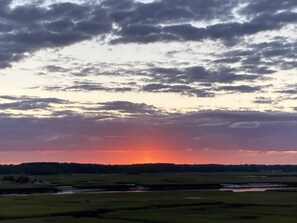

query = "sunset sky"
[0,0,297,164]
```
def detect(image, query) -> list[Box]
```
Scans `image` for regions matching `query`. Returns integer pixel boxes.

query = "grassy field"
[1,172,297,189]
[0,173,296,222]
[0,190,296,222]
[38,172,297,187]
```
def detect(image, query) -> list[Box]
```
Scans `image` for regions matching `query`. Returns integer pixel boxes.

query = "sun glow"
[1,148,297,165]
[123,149,171,164]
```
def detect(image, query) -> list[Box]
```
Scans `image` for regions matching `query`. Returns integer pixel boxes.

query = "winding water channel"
[1,183,296,196]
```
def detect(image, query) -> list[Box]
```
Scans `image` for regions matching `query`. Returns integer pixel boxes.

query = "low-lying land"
[1,172,297,193]
[0,171,296,222]
[0,188,297,222]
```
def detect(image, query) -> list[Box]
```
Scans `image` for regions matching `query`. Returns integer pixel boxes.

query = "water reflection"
[220,183,291,192]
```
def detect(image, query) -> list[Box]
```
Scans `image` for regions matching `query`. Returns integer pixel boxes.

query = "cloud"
[276,84,297,95]
[254,97,275,104]
[42,81,135,93]
[147,65,259,84]
[218,39,297,74]
[141,83,214,97]
[41,63,264,96]
[137,65,264,96]
[0,1,112,68]
[44,65,70,73]
[0,109,297,152]
[112,3,297,44]
[240,0,297,15]
[112,22,278,44]
[217,85,261,93]
[0,0,297,162]
[0,95,162,118]
[1,0,296,68]
[109,0,235,24]
[229,122,260,129]
[98,101,159,114]
[0,96,67,111]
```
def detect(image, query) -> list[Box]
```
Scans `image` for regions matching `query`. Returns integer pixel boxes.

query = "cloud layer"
[1,0,296,67]
[1,107,297,153]
[0,0,297,163]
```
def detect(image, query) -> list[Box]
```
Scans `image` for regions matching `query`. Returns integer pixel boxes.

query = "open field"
[0,190,297,222]
[0,173,296,222]
[38,172,297,187]
[1,172,297,191]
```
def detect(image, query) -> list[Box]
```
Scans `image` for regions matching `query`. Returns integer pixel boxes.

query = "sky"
[0,0,297,164]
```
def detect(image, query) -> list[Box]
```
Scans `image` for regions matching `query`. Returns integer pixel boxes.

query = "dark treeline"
[0,163,297,175]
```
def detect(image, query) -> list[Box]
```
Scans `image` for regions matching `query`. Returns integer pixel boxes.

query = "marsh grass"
[0,190,295,222]
[0,173,296,222]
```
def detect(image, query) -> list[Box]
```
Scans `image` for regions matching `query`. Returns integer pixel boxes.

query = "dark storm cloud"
[1,110,297,151]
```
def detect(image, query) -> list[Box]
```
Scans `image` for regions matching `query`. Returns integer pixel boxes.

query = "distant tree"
[2,175,15,182]
[0,163,297,175]
[16,176,31,184]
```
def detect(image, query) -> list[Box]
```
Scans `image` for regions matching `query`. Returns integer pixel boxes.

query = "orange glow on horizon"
[0,148,297,165]
[90,136,192,164]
